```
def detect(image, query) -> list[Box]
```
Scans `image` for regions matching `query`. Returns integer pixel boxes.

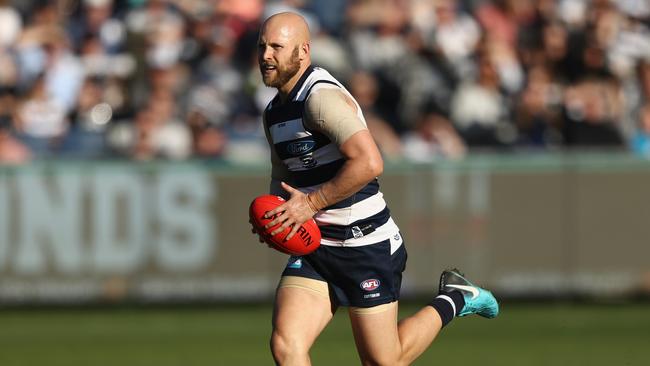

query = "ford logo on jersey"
[287,140,316,155]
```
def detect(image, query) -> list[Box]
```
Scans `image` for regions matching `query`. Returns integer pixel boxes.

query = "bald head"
[258,12,312,94]
[261,12,311,45]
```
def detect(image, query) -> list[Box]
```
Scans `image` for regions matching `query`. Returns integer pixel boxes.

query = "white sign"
[0,167,216,275]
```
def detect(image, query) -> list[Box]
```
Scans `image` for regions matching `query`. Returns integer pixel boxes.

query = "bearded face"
[260,46,301,88]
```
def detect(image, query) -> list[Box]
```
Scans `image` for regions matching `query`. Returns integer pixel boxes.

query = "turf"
[0,302,648,366]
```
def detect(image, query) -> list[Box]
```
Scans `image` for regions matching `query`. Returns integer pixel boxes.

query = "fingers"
[285,223,301,240]
[264,207,282,220]
[264,205,289,228]
[261,184,314,237]
[281,181,297,194]
[263,208,296,236]
[263,183,297,220]
[263,209,283,232]
[269,215,293,236]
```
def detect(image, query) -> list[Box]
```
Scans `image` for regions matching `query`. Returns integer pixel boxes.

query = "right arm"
[265,88,383,239]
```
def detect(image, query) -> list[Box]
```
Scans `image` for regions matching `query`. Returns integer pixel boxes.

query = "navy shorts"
[281,238,408,308]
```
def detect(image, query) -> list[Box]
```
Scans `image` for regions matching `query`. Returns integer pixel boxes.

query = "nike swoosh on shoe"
[445,284,479,299]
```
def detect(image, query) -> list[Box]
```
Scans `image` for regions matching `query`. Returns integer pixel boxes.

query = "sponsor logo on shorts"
[363,293,380,299]
[287,257,302,269]
[360,278,380,291]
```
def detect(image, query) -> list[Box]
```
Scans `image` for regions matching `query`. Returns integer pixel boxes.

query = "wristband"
[308,190,328,211]
[316,190,329,208]
[306,194,319,214]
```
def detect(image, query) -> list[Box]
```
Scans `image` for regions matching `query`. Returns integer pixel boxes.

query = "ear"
[300,42,310,60]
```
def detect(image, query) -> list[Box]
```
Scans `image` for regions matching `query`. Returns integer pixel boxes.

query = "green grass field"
[1,302,648,366]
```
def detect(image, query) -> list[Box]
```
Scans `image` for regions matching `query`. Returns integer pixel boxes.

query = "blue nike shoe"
[439,269,499,318]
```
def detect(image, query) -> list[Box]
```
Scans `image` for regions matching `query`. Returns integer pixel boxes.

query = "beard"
[261,46,301,88]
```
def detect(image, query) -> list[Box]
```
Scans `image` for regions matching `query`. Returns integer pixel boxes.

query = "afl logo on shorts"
[360,279,380,291]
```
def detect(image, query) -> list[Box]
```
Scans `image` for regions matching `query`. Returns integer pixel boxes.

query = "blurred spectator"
[562,78,625,147]
[143,87,192,159]
[142,6,187,70]
[108,99,191,161]
[0,2,21,49]
[310,22,353,81]
[421,0,481,79]
[14,75,68,155]
[42,30,86,113]
[475,0,521,47]
[15,2,85,113]
[348,70,403,160]
[0,115,30,165]
[0,0,647,162]
[402,113,467,162]
[186,109,228,158]
[60,77,112,157]
[0,51,18,93]
[483,34,524,94]
[195,26,243,109]
[306,0,348,35]
[605,5,650,79]
[216,0,265,24]
[347,0,443,132]
[515,64,564,147]
[640,60,650,99]
[79,34,136,79]
[450,52,516,148]
[540,21,574,82]
[0,0,21,116]
[631,102,650,157]
[68,0,127,54]
[0,89,30,164]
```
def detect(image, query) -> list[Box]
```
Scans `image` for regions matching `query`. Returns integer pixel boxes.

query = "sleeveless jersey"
[263,66,402,249]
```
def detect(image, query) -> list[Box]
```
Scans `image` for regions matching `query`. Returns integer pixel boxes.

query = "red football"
[249,194,321,255]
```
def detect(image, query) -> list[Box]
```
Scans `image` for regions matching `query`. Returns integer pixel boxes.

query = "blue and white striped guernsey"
[264,66,402,251]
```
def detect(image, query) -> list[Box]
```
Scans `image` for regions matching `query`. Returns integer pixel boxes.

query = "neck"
[277,63,310,102]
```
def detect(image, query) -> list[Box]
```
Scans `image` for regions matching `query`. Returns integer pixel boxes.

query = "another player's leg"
[271,276,336,366]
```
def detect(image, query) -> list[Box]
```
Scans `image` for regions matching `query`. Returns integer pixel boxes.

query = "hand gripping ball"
[249,194,321,255]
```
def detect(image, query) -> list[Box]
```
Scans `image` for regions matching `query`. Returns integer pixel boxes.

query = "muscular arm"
[316,130,382,205]
[265,87,383,238]
[304,87,383,206]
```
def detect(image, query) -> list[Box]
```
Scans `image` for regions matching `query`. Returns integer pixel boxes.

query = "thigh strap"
[349,301,397,315]
[278,276,330,299]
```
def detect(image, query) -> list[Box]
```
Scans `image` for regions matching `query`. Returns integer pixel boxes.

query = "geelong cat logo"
[299,153,317,168]
[360,279,380,291]
[287,140,315,155]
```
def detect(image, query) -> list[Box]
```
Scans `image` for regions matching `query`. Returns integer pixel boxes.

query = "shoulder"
[305,87,358,116]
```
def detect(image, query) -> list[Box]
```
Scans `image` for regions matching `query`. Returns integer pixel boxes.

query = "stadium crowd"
[0,0,649,165]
